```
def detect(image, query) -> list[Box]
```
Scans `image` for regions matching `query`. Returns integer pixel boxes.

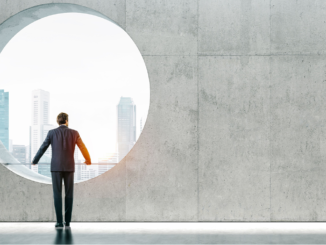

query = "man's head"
[57,112,69,126]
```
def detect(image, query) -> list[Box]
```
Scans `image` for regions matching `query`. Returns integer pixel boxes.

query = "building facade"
[139,114,147,135]
[0,90,9,151]
[12,145,26,164]
[25,145,30,167]
[9,139,12,152]
[98,152,119,175]
[117,97,136,162]
[74,148,82,181]
[80,165,97,181]
[29,89,55,177]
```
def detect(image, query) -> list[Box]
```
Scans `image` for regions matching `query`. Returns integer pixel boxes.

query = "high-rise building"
[117,97,136,161]
[74,148,82,181]
[139,114,147,136]
[140,118,143,134]
[74,164,81,181]
[12,145,26,164]
[9,139,13,152]
[80,166,97,180]
[37,124,55,177]
[98,152,119,175]
[25,145,30,168]
[0,90,9,151]
[29,89,55,177]
[80,164,98,181]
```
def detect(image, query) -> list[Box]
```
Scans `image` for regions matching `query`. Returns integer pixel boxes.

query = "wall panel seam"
[196,0,199,222]
[269,0,272,222]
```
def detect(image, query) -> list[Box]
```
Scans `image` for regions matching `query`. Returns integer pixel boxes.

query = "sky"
[0,13,150,162]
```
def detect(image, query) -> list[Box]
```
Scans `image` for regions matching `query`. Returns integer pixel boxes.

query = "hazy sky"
[0,13,150,162]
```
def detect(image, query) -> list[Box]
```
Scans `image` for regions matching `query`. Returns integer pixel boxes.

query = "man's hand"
[31,162,36,166]
[84,161,91,166]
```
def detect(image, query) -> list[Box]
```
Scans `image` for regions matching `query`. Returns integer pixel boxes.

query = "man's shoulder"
[48,128,55,133]
[51,127,60,132]
[68,128,79,135]
[51,126,78,134]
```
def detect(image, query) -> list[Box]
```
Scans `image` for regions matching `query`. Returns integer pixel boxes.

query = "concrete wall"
[0,0,325,221]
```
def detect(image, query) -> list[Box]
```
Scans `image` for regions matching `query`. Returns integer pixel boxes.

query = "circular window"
[0,12,150,183]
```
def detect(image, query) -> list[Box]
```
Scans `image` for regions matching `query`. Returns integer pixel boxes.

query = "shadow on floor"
[2,230,326,244]
[53,229,74,244]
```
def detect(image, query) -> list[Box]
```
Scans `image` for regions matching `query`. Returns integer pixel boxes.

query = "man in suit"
[32,112,91,229]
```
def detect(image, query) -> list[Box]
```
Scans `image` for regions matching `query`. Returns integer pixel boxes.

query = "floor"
[1,222,326,244]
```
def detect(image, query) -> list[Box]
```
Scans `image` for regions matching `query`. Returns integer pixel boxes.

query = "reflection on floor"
[1,222,326,244]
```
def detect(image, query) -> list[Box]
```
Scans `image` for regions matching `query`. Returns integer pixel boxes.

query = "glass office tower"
[117,97,136,162]
[0,90,9,151]
[30,89,54,177]
[12,145,26,164]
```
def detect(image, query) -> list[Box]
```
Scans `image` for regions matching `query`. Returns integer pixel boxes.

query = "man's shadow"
[54,228,74,244]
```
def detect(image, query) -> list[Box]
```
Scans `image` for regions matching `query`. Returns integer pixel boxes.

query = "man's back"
[32,125,91,172]
[32,113,90,229]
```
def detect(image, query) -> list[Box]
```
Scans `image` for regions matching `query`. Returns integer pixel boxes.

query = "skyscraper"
[74,148,82,181]
[139,114,147,135]
[12,145,26,164]
[9,139,13,152]
[25,145,30,168]
[98,152,119,175]
[29,89,55,177]
[0,90,9,151]
[80,166,97,180]
[117,97,136,161]
[140,118,143,135]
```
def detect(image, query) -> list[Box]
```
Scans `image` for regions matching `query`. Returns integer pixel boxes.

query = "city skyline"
[6,89,141,161]
[4,88,139,165]
[0,13,150,162]
[2,87,137,180]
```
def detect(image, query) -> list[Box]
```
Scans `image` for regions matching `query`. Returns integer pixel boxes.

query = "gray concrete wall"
[0,0,325,221]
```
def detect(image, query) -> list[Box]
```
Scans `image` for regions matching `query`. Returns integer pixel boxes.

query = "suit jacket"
[32,125,91,172]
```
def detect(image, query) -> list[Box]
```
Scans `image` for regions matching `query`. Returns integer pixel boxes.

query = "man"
[32,112,91,229]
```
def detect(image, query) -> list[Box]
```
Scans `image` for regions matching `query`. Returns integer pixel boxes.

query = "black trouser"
[51,171,74,224]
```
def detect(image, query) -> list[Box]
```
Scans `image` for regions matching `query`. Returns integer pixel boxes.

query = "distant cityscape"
[0,89,145,181]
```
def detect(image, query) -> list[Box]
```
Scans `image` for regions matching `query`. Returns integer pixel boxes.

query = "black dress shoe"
[55,222,64,229]
[64,221,70,228]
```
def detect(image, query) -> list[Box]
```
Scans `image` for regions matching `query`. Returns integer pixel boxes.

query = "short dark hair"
[57,112,68,125]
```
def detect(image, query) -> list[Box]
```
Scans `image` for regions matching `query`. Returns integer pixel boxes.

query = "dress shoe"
[64,221,70,228]
[55,222,64,229]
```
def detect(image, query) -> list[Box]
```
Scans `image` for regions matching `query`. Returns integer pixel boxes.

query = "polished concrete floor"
[1,222,326,244]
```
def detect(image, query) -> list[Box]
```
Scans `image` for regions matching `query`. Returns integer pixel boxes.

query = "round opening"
[0,11,150,183]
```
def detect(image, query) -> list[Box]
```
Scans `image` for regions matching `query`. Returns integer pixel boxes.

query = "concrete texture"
[270,56,326,221]
[271,0,326,55]
[198,0,270,55]
[0,3,121,54]
[0,0,326,222]
[198,56,270,221]
[0,0,125,29]
[126,0,197,55]
[125,56,198,221]
[72,158,127,221]
[0,162,54,221]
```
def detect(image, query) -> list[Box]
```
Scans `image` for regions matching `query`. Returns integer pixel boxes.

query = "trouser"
[51,171,74,224]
